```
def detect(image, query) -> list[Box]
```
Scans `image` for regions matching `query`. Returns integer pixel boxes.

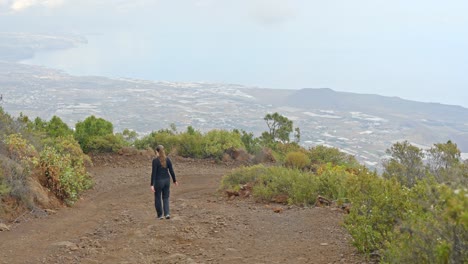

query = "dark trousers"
[154,178,170,217]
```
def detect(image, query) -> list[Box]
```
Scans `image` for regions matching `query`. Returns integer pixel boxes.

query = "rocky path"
[0,155,364,264]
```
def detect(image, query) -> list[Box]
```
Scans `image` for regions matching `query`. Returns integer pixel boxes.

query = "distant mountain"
[1,62,467,169]
[0,33,86,61]
[281,88,468,151]
[284,88,468,123]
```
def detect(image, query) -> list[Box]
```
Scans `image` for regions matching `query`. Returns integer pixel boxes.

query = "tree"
[263,112,293,143]
[74,116,115,152]
[427,140,466,187]
[382,141,426,187]
[236,129,260,154]
[308,145,359,168]
[186,125,197,135]
[47,116,73,138]
[32,117,47,131]
[121,128,138,144]
[427,140,461,170]
[202,130,244,159]
[170,123,177,133]
[294,127,301,143]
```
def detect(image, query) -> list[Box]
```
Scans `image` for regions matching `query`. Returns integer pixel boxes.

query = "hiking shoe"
[158,216,164,220]
[165,215,171,219]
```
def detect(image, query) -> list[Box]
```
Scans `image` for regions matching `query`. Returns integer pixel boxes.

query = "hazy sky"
[1,0,467,107]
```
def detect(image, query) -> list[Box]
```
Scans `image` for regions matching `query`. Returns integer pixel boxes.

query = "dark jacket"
[150,157,176,186]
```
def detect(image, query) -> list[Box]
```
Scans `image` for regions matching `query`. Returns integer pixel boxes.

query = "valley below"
[1,61,468,169]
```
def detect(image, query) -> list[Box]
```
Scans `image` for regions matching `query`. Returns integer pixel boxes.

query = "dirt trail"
[0,154,365,264]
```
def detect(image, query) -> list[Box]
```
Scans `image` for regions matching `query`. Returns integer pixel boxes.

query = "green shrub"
[3,133,38,161]
[308,145,359,168]
[134,130,179,153]
[133,133,152,150]
[0,109,95,214]
[382,182,468,263]
[118,129,138,145]
[1,158,33,207]
[220,164,268,190]
[1,131,37,209]
[149,131,179,154]
[46,116,74,138]
[271,143,302,163]
[85,134,125,153]
[74,115,123,153]
[315,164,352,202]
[0,107,16,135]
[178,131,204,158]
[0,161,11,196]
[135,127,246,160]
[221,165,319,206]
[38,146,92,205]
[203,130,244,159]
[253,167,296,202]
[219,139,468,261]
[344,170,409,254]
[284,151,310,170]
[235,129,261,154]
[286,169,319,205]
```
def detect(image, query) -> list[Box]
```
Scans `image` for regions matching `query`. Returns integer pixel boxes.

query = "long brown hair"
[156,145,167,168]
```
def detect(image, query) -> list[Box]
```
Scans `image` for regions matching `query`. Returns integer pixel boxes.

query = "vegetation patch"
[220,141,468,262]
[0,106,466,262]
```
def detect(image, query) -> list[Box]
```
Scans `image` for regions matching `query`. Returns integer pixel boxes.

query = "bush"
[38,145,92,205]
[0,161,11,196]
[118,129,138,145]
[224,161,416,255]
[383,182,468,263]
[134,130,179,154]
[0,141,36,209]
[34,135,92,205]
[236,129,261,154]
[270,142,302,164]
[46,116,74,138]
[220,164,268,190]
[219,139,468,261]
[2,134,37,207]
[0,109,94,216]
[285,169,319,205]
[315,164,353,202]
[284,151,310,170]
[149,130,179,154]
[308,145,359,169]
[0,107,20,136]
[178,130,204,158]
[85,134,126,153]
[344,170,409,254]
[253,167,297,202]
[1,158,34,208]
[221,165,320,206]
[135,127,247,160]
[203,130,244,159]
[75,115,123,153]
[3,133,38,161]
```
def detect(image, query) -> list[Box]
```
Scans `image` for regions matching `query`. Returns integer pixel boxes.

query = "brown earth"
[0,154,366,264]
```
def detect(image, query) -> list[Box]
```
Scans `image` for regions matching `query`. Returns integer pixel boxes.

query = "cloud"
[249,0,297,27]
[0,0,64,12]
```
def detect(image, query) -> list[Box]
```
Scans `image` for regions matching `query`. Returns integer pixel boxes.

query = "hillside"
[281,88,468,151]
[1,61,467,168]
[0,154,364,264]
[0,33,86,61]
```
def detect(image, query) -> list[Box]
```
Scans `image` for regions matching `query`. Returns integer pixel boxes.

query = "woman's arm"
[150,159,157,186]
[167,158,177,183]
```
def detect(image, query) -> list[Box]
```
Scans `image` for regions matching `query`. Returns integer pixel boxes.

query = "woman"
[150,145,178,219]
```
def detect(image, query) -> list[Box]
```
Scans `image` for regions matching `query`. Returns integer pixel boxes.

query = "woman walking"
[150,145,178,219]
